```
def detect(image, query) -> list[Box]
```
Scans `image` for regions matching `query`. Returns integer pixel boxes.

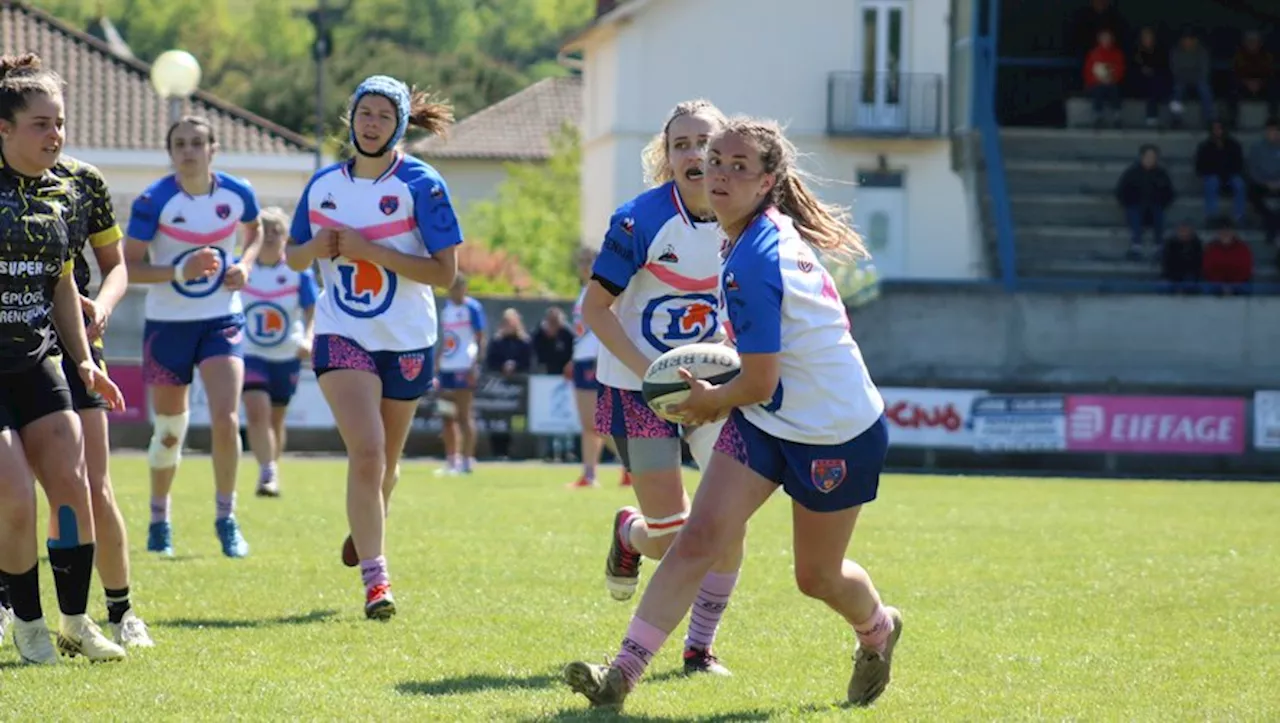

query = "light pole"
[149,49,202,128]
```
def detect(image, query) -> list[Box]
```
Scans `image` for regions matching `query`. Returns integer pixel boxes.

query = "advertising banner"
[528,374,583,435]
[1254,391,1280,451]
[970,395,1067,451]
[1065,395,1246,455]
[880,387,986,448]
[104,361,147,424]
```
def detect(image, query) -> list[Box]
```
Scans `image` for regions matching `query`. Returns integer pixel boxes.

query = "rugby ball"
[641,343,741,423]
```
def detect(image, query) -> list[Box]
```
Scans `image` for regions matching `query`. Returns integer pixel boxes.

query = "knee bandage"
[148,412,190,470]
[644,511,689,538]
[684,420,724,472]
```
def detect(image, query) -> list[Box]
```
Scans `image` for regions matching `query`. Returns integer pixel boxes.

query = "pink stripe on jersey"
[158,221,238,246]
[308,210,417,241]
[241,286,299,300]
[644,262,718,292]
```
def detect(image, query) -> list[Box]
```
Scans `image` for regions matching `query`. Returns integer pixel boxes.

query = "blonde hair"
[640,99,727,186]
[717,116,868,261]
[258,206,290,236]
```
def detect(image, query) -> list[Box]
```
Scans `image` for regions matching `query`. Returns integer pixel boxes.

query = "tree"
[464,123,581,298]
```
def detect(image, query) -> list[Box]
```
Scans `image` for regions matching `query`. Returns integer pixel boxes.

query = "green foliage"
[464,123,581,297]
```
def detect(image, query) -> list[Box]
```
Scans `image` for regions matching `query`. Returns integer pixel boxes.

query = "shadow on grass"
[155,608,338,630]
[396,672,560,697]
[520,708,776,722]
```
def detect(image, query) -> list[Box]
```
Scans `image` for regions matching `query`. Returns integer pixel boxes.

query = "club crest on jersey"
[724,272,739,291]
[216,203,232,220]
[641,293,720,353]
[399,353,425,381]
[797,258,815,273]
[379,195,400,216]
[334,259,397,318]
[810,459,847,494]
[620,217,635,236]
[321,194,337,210]
[658,245,679,263]
[429,184,445,199]
[244,301,290,348]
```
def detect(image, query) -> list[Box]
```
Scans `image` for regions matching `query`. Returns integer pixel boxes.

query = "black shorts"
[0,356,74,432]
[61,343,109,412]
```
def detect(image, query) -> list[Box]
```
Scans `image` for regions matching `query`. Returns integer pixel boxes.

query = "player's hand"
[336,227,375,260]
[467,366,479,386]
[182,248,221,282]
[667,367,723,426]
[83,297,110,341]
[313,227,340,259]
[296,336,313,360]
[223,262,249,290]
[562,361,573,380]
[78,361,125,411]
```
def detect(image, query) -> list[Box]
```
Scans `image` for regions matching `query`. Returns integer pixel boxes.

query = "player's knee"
[794,564,840,601]
[669,514,723,562]
[347,444,385,483]
[0,470,36,524]
[148,412,189,469]
[208,409,240,435]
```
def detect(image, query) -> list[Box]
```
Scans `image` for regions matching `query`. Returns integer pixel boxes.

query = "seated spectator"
[1231,30,1278,124]
[1131,26,1169,127]
[1160,219,1203,293]
[484,308,533,459]
[1115,144,1176,258]
[1246,118,1280,245]
[1201,215,1254,294]
[1195,121,1246,223]
[1084,29,1125,128]
[1169,30,1214,128]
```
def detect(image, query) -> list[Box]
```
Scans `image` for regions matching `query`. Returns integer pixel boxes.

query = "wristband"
[173,263,187,284]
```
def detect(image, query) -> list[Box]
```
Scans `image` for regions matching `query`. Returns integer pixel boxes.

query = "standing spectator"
[1131,26,1169,127]
[532,307,575,462]
[1201,215,1254,294]
[1169,30,1215,128]
[484,308,533,458]
[1084,29,1126,128]
[1115,144,1176,258]
[1231,30,1277,124]
[1246,118,1280,245]
[1195,120,1247,223]
[1069,0,1128,61]
[1160,219,1203,293]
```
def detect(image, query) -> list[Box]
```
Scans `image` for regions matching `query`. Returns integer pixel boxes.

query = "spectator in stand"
[484,308,533,459]
[1084,29,1126,128]
[1169,29,1215,128]
[1160,219,1203,293]
[1231,30,1277,125]
[1131,26,1169,127]
[1195,120,1247,223]
[1070,0,1128,61]
[1115,144,1176,259]
[1245,117,1280,245]
[532,306,576,462]
[1201,215,1254,294]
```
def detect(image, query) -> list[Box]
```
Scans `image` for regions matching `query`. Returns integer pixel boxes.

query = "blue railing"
[974,36,1018,291]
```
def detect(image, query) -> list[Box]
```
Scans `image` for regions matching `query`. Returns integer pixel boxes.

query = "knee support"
[147,412,190,470]
[644,510,689,538]
[684,420,724,472]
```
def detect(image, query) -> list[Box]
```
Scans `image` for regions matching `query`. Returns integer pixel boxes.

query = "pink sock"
[215,492,235,520]
[359,556,389,589]
[684,570,738,651]
[613,617,669,689]
[150,496,170,524]
[854,605,894,654]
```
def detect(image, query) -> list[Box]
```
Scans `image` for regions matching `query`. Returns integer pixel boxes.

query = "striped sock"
[684,570,739,651]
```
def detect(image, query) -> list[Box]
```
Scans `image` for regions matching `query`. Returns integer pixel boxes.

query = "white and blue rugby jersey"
[438,296,485,372]
[571,285,600,362]
[289,153,463,353]
[241,260,317,362]
[591,182,723,390]
[722,208,884,445]
[126,172,261,322]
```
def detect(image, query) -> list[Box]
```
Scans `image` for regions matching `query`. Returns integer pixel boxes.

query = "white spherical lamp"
[150,50,202,98]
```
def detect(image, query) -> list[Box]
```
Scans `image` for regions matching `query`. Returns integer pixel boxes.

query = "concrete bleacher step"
[995,224,1276,260]
[999,127,1263,163]
[1008,194,1232,227]
[1064,97,1274,131]
[1004,160,1202,196]
[1018,255,1280,280]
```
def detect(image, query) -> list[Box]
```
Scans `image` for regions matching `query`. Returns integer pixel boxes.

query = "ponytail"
[408,88,453,137]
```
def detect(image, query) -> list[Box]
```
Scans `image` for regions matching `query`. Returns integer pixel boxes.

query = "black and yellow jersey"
[0,151,76,372]
[50,155,122,296]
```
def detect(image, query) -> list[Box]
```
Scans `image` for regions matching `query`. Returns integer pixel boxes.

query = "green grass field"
[2,456,1277,721]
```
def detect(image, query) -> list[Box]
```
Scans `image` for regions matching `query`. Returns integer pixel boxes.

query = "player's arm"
[52,261,94,368]
[704,251,784,412]
[122,193,182,284]
[235,218,263,270]
[363,241,457,287]
[471,301,487,373]
[583,213,652,379]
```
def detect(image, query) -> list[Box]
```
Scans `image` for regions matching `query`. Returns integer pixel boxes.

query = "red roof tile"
[0,1,313,155]
[410,76,581,161]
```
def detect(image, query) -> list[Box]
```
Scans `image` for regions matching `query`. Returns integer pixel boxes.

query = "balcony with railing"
[827,71,944,138]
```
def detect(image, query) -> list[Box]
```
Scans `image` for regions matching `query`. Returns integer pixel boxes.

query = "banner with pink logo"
[105,362,148,424]
[1065,395,1246,454]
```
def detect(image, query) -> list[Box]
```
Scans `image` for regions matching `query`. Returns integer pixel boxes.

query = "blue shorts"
[143,314,245,386]
[437,369,474,391]
[312,334,433,401]
[715,410,889,513]
[244,356,302,407]
[571,359,598,391]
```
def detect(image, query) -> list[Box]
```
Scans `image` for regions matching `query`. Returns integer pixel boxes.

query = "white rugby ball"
[641,342,741,423]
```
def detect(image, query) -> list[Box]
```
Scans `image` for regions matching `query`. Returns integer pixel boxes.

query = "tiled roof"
[0,1,313,155]
[410,76,581,161]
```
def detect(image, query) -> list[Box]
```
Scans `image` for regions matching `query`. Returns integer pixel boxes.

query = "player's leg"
[0,403,53,664]
[270,405,288,464]
[196,316,248,558]
[242,356,278,495]
[265,358,301,492]
[142,321,195,557]
[563,432,777,710]
[569,388,600,487]
[784,417,900,707]
[17,362,124,661]
[437,387,460,475]
[454,388,477,473]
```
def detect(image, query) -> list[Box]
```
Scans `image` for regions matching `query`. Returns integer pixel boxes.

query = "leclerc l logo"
[334,259,397,318]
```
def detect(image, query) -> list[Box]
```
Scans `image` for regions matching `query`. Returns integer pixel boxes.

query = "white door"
[852,171,907,279]
[858,0,909,131]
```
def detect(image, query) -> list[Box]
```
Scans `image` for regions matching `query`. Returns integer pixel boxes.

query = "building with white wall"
[561,0,984,279]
